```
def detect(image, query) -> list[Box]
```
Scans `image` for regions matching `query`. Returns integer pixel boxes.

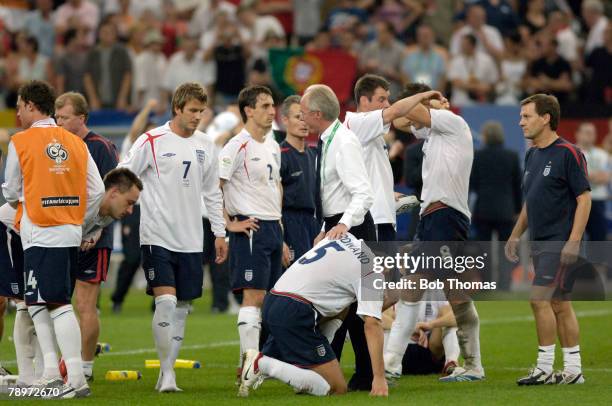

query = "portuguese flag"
[269,48,358,103]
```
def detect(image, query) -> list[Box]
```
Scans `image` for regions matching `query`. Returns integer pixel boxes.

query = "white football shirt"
[119,122,225,253]
[273,233,383,320]
[218,130,281,220]
[411,109,473,219]
[344,110,396,225]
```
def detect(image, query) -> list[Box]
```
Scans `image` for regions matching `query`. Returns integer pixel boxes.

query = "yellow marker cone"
[145,359,201,369]
[105,370,142,381]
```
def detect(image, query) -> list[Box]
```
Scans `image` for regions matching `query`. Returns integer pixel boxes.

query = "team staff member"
[346,74,436,241]
[278,95,319,264]
[218,85,283,396]
[120,82,227,393]
[2,80,104,398]
[506,94,591,386]
[385,83,483,383]
[55,91,119,381]
[300,84,375,391]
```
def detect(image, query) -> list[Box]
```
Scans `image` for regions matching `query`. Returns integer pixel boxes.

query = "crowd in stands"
[0,0,609,113]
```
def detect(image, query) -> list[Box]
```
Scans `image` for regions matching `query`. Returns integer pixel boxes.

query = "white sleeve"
[411,125,431,139]
[0,203,16,230]
[355,274,384,320]
[345,110,390,146]
[218,140,243,181]
[336,136,374,229]
[1,142,22,204]
[84,152,105,226]
[202,146,226,237]
[118,134,151,176]
[429,109,465,135]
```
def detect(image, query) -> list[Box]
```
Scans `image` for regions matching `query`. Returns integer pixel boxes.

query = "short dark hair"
[280,95,301,118]
[520,94,561,130]
[400,82,432,98]
[354,74,390,105]
[238,85,273,123]
[171,82,208,117]
[18,80,56,116]
[103,168,143,192]
[463,33,478,47]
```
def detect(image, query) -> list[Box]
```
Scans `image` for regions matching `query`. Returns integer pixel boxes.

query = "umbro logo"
[291,171,303,177]
[251,157,261,161]
[162,152,176,158]
[84,269,96,274]
[158,322,170,327]
[172,336,183,342]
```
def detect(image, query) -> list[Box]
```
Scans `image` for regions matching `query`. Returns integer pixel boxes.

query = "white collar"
[31,117,56,128]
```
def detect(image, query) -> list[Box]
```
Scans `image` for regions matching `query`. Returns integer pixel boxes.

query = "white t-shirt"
[134,51,167,109]
[582,146,609,201]
[119,122,225,252]
[449,24,504,57]
[273,233,383,320]
[163,50,216,90]
[344,110,396,226]
[219,130,282,220]
[411,109,473,219]
[448,51,499,106]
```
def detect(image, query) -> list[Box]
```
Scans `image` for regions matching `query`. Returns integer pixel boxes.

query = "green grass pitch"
[1,290,610,405]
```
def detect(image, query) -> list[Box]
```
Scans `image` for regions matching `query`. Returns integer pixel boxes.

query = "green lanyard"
[321,120,341,183]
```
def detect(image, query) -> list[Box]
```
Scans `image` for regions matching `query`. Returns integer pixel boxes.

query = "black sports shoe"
[347,374,372,392]
[516,367,554,386]
[549,371,585,384]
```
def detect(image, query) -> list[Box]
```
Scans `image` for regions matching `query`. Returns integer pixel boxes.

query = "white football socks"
[384,301,420,374]
[168,301,190,368]
[562,345,581,375]
[237,306,261,355]
[451,301,483,373]
[536,344,555,374]
[153,295,177,375]
[258,355,330,396]
[442,326,460,363]
[14,302,36,384]
[50,305,85,388]
[27,305,60,380]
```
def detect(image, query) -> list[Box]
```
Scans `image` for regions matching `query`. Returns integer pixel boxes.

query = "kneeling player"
[240,233,388,397]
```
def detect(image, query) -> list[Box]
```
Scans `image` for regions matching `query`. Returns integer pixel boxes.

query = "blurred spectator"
[205,22,249,107]
[470,120,521,289]
[326,0,372,31]
[10,34,52,93]
[585,23,612,104]
[523,35,573,103]
[22,0,55,58]
[160,0,189,57]
[104,0,163,21]
[450,5,504,59]
[459,0,519,36]
[84,18,132,110]
[575,122,610,241]
[401,24,447,91]
[546,10,578,65]
[162,34,216,109]
[582,0,609,56]
[133,30,166,110]
[448,33,498,106]
[54,28,89,95]
[247,58,283,104]
[237,1,285,47]
[374,0,423,42]
[495,32,527,105]
[106,0,136,40]
[257,0,294,38]
[292,0,322,46]
[402,137,423,240]
[338,29,361,57]
[519,0,547,39]
[55,0,101,46]
[359,21,404,97]
[420,0,456,47]
[305,29,332,51]
[189,0,237,37]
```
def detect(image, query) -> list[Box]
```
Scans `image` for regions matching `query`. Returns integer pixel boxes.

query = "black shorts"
[282,209,319,265]
[415,207,469,242]
[532,252,585,293]
[401,343,445,375]
[262,292,336,368]
[0,224,24,299]
[23,246,78,305]
[229,217,283,292]
[76,248,111,283]
[142,245,203,301]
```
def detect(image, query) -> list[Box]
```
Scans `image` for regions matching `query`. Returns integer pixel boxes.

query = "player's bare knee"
[329,380,347,395]
[530,299,551,312]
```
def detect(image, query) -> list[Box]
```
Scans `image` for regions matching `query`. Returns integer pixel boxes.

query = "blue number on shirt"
[267,164,273,180]
[298,241,345,265]
[182,161,191,178]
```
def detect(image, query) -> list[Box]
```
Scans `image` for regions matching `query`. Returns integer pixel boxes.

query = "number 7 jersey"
[119,122,225,252]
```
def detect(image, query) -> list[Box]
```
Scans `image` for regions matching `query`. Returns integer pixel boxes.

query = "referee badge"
[316,344,326,357]
[244,270,253,282]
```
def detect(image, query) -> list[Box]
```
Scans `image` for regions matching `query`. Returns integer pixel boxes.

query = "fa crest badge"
[316,344,326,357]
[543,164,551,176]
[11,283,19,295]
[148,268,155,280]
[245,270,253,282]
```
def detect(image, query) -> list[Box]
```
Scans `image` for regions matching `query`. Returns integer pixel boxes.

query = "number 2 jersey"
[119,122,225,253]
[272,233,384,320]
